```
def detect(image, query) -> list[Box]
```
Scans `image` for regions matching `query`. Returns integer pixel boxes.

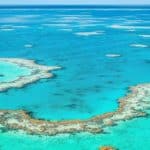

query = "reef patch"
[0,58,60,92]
[0,83,150,135]
[99,146,117,150]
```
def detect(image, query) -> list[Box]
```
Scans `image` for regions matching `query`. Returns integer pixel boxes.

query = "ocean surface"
[0,5,150,149]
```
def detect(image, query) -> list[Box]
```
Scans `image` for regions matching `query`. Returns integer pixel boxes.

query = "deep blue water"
[0,6,150,149]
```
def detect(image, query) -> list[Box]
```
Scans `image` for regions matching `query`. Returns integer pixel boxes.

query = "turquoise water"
[0,117,150,150]
[0,6,150,149]
[0,61,31,82]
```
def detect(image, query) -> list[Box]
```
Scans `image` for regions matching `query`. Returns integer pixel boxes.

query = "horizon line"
[0,4,150,6]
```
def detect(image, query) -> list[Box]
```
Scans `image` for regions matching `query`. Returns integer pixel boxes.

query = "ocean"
[0,5,149,150]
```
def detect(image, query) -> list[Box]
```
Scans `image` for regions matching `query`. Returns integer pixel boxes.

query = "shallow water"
[0,61,31,82]
[0,117,150,150]
[0,6,150,149]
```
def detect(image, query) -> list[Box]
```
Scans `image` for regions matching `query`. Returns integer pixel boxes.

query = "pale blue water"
[1,117,150,150]
[0,61,31,82]
[0,6,150,149]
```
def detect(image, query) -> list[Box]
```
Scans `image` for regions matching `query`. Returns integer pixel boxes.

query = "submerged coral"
[0,58,61,92]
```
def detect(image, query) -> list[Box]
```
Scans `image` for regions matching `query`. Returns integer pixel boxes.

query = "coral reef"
[0,83,149,135]
[99,146,117,150]
[0,58,60,92]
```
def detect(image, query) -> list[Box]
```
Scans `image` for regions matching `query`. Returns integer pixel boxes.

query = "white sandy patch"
[109,24,150,30]
[0,15,41,23]
[78,23,104,27]
[0,28,14,31]
[43,23,68,27]
[131,44,148,48]
[110,24,134,29]
[60,28,72,31]
[0,17,27,23]
[0,25,28,31]
[61,16,81,20]
[56,15,92,18]
[105,54,121,58]
[75,31,104,36]
[12,25,28,29]
[15,15,41,19]
[24,44,33,48]
[127,29,136,32]
[123,19,143,24]
[139,35,150,38]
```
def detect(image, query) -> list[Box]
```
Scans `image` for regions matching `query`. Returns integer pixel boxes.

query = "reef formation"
[99,146,117,150]
[0,75,150,136]
[0,58,60,92]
